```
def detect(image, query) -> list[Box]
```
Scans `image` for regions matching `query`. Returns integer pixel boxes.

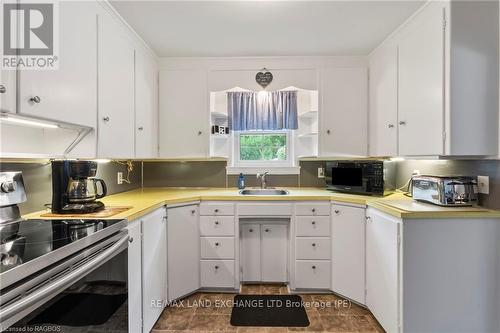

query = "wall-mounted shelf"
[210,111,228,119]
[298,111,318,118]
[297,132,318,138]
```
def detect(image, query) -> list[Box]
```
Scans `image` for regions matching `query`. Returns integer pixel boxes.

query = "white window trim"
[227,130,300,175]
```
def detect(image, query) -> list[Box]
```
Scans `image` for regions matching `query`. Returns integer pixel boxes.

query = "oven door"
[0,231,130,332]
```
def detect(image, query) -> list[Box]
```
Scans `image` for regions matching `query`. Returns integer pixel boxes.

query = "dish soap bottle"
[237,173,245,189]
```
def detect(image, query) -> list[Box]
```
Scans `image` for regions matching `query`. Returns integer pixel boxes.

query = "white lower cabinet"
[295,261,331,289]
[331,203,366,304]
[240,223,288,283]
[142,207,168,333]
[200,237,235,259]
[127,219,142,333]
[366,208,401,333]
[200,260,235,288]
[167,204,200,301]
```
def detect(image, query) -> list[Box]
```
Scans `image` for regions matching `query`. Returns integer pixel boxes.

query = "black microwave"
[325,160,395,196]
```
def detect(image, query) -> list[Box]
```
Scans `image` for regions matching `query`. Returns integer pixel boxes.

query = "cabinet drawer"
[200,260,235,288]
[200,237,235,259]
[295,261,331,289]
[200,203,235,216]
[237,203,292,216]
[295,203,331,216]
[296,216,331,236]
[296,238,331,260]
[200,216,235,236]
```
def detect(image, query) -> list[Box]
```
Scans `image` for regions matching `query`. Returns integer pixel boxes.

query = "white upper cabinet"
[369,1,499,157]
[18,1,97,129]
[368,44,398,157]
[135,49,158,158]
[320,67,368,157]
[397,4,445,156]
[0,70,16,114]
[159,69,208,158]
[97,10,135,158]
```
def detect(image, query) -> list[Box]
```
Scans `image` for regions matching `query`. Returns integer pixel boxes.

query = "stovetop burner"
[0,219,124,275]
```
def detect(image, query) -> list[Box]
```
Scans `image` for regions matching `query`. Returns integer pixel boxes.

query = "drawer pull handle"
[214,265,219,270]
[265,229,270,233]
[191,210,196,214]
[129,237,134,243]
[312,208,316,213]
[311,221,316,225]
[312,265,316,270]
[214,221,219,225]
[214,209,219,213]
[334,210,340,214]
[312,243,316,247]
[249,229,253,232]
[215,242,220,246]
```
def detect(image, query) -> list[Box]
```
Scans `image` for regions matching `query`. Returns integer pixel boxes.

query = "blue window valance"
[228,90,298,131]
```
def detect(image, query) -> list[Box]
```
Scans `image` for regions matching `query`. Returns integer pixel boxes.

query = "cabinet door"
[369,45,398,157]
[331,204,366,304]
[366,208,400,333]
[135,49,158,158]
[167,205,200,301]
[320,68,368,156]
[159,70,208,158]
[18,1,97,128]
[0,70,16,113]
[240,224,261,282]
[127,220,142,333]
[398,5,444,156]
[142,207,167,333]
[261,224,287,282]
[97,11,135,158]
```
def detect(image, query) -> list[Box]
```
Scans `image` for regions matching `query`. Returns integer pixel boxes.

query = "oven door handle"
[0,233,129,324]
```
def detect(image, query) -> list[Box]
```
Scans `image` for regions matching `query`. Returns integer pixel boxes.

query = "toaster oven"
[411,175,478,206]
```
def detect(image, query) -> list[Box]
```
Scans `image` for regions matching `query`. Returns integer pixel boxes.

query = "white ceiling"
[111,1,424,57]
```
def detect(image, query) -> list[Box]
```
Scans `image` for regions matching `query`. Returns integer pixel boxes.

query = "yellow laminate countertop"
[23,187,500,221]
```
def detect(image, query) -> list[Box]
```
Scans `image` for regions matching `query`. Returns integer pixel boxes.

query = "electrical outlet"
[318,167,325,178]
[477,176,489,194]
[117,172,123,185]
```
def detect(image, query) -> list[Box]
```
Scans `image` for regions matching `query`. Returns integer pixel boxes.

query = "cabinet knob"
[388,124,395,128]
[138,126,144,131]
[215,242,220,246]
[214,265,219,270]
[334,210,340,214]
[103,116,110,122]
[128,237,134,243]
[265,229,270,233]
[214,221,219,225]
[249,229,253,232]
[214,209,219,213]
[312,208,316,213]
[29,96,41,104]
[312,265,316,270]
[326,129,331,135]
[0,85,6,94]
[312,243,316,247]
[311,221,316,225]
[191,210,196,214]
[365,216,372,223]
[399,121,406,126]
[198,130,202,136]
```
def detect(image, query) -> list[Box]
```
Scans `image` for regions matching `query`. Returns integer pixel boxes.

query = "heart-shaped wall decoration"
[256,70,273,88]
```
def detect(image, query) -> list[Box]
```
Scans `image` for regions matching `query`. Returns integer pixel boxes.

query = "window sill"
[226,166,301,175]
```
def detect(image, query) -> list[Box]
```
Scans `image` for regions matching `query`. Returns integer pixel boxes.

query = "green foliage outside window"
[240,133,287,161]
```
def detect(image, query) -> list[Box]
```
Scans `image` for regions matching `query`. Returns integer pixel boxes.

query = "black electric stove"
[0,218,127,290]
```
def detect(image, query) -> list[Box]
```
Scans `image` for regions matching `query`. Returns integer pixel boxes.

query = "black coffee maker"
[51,161,107,214]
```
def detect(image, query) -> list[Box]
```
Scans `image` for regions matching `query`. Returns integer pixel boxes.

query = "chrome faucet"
[256,172,269,189]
